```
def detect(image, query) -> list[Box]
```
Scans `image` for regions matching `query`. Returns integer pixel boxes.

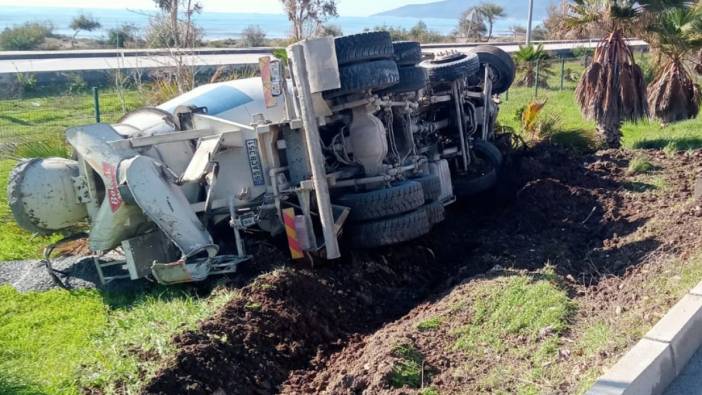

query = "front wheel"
[453,140,503,198]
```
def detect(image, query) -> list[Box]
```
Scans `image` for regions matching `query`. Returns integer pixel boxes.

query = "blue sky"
[0,0,434,16]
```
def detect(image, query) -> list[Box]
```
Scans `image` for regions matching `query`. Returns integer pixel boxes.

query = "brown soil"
[145,144,702,395]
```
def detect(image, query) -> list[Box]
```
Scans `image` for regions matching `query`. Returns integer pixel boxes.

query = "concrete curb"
[588,280,702,395]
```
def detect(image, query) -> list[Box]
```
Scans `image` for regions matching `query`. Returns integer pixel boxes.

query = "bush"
[0,22,53,50]
[239,25,267,47]
[144,16,202,48]
[107,24,138,48]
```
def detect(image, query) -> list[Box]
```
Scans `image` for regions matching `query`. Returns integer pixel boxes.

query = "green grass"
[0,90,146,146]
[499,58,702,152]
[0,285,235,394]
[389,343,426,389]
[416,316,443,332]
[453,274,574,352]
[627,156,655,175]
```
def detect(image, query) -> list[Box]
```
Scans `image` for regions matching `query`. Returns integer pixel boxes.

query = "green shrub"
[0,22,53,50]
[107,24,137,48]
[627,156,655,175]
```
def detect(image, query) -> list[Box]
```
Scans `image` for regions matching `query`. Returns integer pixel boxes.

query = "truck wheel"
[393,41,422,66]
[468,46,516,94]
[335,180,425,222]
[453,140,503,198]
[335,32,394,66]
[424,201,446,226]
[419,52,480,83]
[324,59,400,98]
[349,208,431,249]
[380,66,427,94]
[412,174,442,202]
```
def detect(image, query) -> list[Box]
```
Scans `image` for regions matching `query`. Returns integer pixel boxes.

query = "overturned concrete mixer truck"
[7,32,515,285]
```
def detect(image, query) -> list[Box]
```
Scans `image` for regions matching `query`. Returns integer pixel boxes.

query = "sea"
[0,6,534,40]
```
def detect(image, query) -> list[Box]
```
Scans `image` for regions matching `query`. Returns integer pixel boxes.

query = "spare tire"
[335,32,394,66]
[349,208,431,249]
[393,41,422,66]
[453,140,503,198]
[335,180,425,222]
[324,59,400,98]
[380,66,427,94]
[468,46,516,94]
[419,52,480,83]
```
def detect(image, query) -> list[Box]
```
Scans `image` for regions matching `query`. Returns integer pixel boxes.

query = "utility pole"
[526,0,534,45]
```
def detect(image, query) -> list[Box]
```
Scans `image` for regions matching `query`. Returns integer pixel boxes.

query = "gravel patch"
[0,255,149,293]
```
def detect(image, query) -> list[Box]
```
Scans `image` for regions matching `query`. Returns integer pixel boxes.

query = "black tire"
[424,201,446,226]
[380,66,427,94]
[393,41,422,66]
[350,208,431,249]
[335,181,425,222]
[412,174,442,202]
[453,140,503,198]
[324,59,400,98]
[419,53,480,83]
[468,46,516,94]
[335,32,393,66]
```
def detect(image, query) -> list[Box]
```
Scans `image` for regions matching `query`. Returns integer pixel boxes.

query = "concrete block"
[688,280,702,297]
[587,338,675,395]
[645,294,702,375]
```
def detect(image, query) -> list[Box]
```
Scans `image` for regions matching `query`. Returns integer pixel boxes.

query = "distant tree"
[365,25,409,41]
[153,0,202,48]
[69,14,101,47]
[279,0,338,41]
[107,24,137,48]
[476,2,505,41]
[509,25,527,40]
[408,21,444,43]
[458,7,487,42]
[317,24,342,37]
[240,25,267,47]
[531,24,549,41]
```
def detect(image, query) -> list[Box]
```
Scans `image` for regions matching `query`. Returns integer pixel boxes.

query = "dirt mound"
[279,148,702,394]
[146,241,455,394]
[146,145,702,394]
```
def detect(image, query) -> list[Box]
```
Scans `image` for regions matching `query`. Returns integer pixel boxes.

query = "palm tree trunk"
[596,119,622,149]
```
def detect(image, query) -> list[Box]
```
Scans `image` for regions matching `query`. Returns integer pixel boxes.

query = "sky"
[0,0,435,16]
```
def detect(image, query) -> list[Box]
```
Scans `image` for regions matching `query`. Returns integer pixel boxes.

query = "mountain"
[373,0,550,20]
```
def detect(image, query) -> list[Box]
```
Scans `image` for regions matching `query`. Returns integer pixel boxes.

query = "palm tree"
[645,5,702,124]
[513,44,553,87]
[567,0,649,148]
[476,2,505,41]
[458,7,487,42]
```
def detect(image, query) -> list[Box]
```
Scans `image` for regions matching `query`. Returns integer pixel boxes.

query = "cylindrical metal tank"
[7,158,88,234]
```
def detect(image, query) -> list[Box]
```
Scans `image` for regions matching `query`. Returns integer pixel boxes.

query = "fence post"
[560,57,566,91]
[534,60,540,98]
[92,87,101,123]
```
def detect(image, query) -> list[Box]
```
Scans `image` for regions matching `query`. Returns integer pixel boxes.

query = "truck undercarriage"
[7,32,515,285]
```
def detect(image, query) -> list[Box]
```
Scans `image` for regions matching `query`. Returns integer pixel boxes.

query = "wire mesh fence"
[0,88,147,156]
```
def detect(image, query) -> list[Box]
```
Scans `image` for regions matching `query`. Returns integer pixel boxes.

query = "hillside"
[374,0,550,20]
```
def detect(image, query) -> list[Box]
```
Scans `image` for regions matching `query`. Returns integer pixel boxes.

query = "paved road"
[664,346,702,395]
[0,40,648,74]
